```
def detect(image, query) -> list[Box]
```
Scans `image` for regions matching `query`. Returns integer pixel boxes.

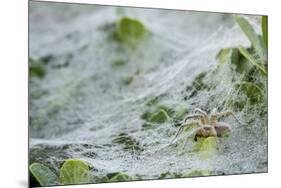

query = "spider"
[172,108,244,144]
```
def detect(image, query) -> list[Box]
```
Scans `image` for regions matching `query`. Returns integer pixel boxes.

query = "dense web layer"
[29,2,267,182]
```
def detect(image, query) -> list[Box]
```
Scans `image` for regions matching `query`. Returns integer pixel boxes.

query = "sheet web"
[29,3,267,182]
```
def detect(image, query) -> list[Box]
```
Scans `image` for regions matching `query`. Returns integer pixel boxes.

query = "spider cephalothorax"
[173,108,244,143]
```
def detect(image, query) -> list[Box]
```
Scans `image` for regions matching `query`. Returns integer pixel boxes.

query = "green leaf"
[109,172,133,182]
[29,58,46,79]
[29,163,58,186]
[238,47,267,75]
[262,16,268,48]
[216,48,231,64]
[216,48,251,73]
[148,109,171,123]
[142,103,187,124]
[112,133,143,151]
[236,81,264,104]
[196,137,217,151]
[116,17,147,46]
[159,172,183,179]
[235,16,265,59]
[59,159,90,185]
[192,137,218,159]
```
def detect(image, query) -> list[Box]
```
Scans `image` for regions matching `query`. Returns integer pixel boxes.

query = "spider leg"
[183,127,201,150]
[172,126,185,142]
[218,111,245,125]
[182,114,205,125]
[194,108,207,115]
[171,120,200,143]
[210,114,218,127]
[194,108,209,124]
[183,114,204,122]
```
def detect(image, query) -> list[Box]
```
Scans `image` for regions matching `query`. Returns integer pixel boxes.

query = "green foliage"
[30,159,90,186]
[29,58,46,79]
[91,175,110,183]
[116,17,147,46]
[59,159,90,185]
[148,109,171,123]
[235,16,265,59]
[141,107,172,128]
[262,16,268,48]
[235,16,267,75]
[192,137,217,158]
[185,169,211,177]
[141,123,154,130]
[226,98,245,111]
[214,16,267,113]
[29,160,136,185]
[141,99,188,126]
[141,108,170,124]
[91,172,135,183]
[216,48,232,65]
[112,133,143,151]
[29,163,58,186]
[235,81,264,104]
[217,47,250,73]
[193,72,208,90]
[238,47,267,75]
[109,172,133,182]
[185,72,209,98]
[159,172,183,179]
[221,57,266,111]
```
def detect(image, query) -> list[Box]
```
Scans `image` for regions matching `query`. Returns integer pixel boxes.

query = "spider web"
[29,2,267,183]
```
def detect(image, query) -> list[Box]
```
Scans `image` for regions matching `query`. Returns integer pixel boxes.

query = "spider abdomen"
[214,122,231,137]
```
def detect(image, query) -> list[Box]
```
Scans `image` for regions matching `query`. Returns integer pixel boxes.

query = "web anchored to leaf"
[29,4,267,186]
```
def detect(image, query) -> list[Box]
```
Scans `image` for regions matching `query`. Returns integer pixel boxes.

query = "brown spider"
[173,108,244,144]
